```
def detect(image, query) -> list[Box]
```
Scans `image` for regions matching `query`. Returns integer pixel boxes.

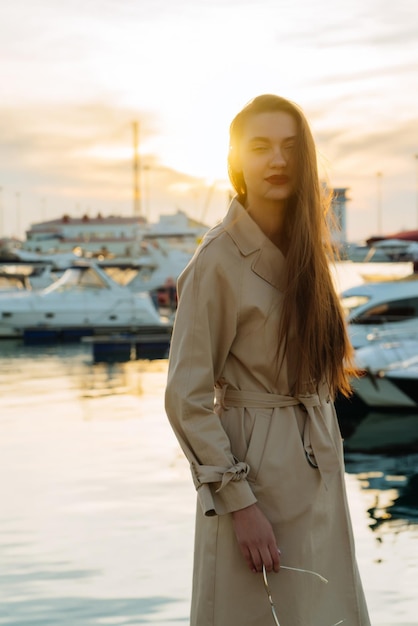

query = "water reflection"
[345,452,418,531]
[341,408,418,532]
[1,344,418,625]
[0,594,175,625]
[339,410,418,454]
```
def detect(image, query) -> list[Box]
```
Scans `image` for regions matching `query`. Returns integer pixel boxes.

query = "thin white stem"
[280,564,328,584]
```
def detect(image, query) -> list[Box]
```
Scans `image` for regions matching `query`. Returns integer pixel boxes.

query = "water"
[0,342,417,625]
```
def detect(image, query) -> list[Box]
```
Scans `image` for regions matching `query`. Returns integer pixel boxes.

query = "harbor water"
[0,341,417,625]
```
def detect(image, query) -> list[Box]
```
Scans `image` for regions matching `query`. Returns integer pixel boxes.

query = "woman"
[165,94,370,626]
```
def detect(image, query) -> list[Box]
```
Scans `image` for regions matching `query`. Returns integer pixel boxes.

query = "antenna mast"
[132,121,141,216]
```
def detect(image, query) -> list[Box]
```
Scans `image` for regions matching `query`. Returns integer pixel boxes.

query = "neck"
[245,199,288,251]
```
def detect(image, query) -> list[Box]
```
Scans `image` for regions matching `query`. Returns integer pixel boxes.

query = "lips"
[265,175,289,185]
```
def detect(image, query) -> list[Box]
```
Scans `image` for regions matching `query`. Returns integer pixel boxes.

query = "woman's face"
[236,110,297,209]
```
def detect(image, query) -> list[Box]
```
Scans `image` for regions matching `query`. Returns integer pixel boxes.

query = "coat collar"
[221,197,286,291]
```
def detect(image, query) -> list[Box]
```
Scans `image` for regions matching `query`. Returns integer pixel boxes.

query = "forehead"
[241,111,297,142]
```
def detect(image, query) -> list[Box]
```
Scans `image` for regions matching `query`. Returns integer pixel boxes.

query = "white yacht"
[341,278,418,349]
[351,339,418,410]
[0,263,170,339]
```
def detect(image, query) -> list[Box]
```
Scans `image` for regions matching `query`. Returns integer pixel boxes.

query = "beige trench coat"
[165,199,370,626]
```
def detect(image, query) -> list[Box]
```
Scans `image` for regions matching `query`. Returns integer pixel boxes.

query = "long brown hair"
[228,94,355,398]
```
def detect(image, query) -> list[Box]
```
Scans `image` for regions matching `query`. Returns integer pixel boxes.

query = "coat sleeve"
[165,239,257,516]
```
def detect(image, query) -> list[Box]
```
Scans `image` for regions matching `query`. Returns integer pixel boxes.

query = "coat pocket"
[243,408,272,483]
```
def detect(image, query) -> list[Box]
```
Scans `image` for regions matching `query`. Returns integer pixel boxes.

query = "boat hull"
[0,265,169,340]
[82,331,172,362]
[336,372,418,414]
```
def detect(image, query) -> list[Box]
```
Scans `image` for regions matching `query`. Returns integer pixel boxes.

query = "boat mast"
[132,121,141,217]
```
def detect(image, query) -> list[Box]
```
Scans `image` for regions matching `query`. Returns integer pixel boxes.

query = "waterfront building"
[330,187,349,245]
[22,210,209,258]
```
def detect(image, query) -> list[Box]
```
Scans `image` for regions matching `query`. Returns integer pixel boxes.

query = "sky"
[0,0,417,242]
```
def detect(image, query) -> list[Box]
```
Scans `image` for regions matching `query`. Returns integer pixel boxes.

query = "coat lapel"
[222,198,287,292]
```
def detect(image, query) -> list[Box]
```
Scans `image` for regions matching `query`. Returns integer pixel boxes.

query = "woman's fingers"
[250,547,265,573]
[243,545,280,573]
[242,546,257,573]
[232,504,281,573]
[270,543,281,573]
[253,543,280,573]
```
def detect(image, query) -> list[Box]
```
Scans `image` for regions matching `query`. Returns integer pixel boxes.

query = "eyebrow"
[247,135,297,143]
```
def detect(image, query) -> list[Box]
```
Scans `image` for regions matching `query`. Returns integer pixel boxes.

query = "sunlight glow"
[1,0,417,239]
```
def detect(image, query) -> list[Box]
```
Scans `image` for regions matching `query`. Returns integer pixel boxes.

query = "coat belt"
[214,385,342,489]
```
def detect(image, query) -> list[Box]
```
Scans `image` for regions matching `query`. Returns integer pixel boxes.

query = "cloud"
[0,100,215,235]
[0,102,159,189]
[312,61,417,87]
[274,0,418,49]
[317,118,418,169]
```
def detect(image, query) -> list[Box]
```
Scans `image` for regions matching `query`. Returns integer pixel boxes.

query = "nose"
[269,147,287,167]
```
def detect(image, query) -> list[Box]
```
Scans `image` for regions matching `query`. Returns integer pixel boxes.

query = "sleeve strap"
[190,460,250,493]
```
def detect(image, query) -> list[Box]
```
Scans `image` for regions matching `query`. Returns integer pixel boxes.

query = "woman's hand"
[232,503,281,573]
